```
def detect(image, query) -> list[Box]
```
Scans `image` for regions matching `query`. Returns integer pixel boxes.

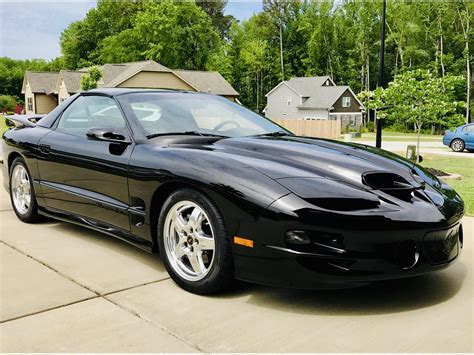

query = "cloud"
[0,1,95,60]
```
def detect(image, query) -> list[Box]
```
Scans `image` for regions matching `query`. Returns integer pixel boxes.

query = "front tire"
[450,139,465,152]
[158,189,234,294]
[9,157,42,223]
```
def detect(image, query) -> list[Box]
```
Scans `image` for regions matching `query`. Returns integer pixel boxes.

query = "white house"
[265,76,365,129]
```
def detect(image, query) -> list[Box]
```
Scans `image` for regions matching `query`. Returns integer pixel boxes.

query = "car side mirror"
[86,127,131,144]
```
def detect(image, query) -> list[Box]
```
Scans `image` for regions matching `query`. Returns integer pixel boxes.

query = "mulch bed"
[426,167,450,177]
[426,167,462,180]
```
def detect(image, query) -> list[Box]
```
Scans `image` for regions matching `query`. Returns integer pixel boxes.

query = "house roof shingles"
[59,70,84,93]
[297,86,349,110]
[287,76,333,97]
[174,70,238,96]
[104,60,172,88]
[25,71,58,93]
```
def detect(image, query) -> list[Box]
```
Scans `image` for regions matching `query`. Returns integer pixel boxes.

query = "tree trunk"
[467,40,471,123]
[366,55,370,91]
[256,71,259,111]
[279,24,284,81]
[438,18,445,80]
[458,4,471,123]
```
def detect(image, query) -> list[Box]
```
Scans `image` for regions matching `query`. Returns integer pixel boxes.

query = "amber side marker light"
[234,236,254,248]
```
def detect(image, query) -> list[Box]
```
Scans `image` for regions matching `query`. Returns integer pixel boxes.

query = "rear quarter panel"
[2,126,51,204]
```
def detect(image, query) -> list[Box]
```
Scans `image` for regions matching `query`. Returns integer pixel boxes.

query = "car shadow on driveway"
[219,262,467,315]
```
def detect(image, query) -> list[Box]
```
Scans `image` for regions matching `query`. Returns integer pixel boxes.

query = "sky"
[0,0,263,60]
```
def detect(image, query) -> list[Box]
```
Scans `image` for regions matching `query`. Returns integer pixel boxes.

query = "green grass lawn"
[1,115,9,134]
[420,155,474,216]
[350,131,441,142]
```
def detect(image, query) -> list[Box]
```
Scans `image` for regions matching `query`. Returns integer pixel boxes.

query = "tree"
[80,66,102,91]
[99,2,219,70]
[0,95,16,113]
[0,57,61,97]
[455,1,473,123]
[60,0,145,68]
[382,70,464,161]
[196,0,235,39]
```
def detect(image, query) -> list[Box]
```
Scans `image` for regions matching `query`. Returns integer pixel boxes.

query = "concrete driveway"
[1,176,473,352]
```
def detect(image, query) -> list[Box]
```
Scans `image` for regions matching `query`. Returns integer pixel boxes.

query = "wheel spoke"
[195,233,214,250]
[189,207,203,229]
[173,211,188,232]
[174,243,186,259]
[188,252,205,274]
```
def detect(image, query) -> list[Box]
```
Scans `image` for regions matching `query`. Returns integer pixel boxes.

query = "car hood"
[212,136,421,189]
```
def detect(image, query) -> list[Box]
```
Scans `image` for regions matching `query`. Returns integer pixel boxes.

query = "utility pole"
[375,0,386,148]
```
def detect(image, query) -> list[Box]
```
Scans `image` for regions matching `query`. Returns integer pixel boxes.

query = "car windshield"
[118,92,289,138]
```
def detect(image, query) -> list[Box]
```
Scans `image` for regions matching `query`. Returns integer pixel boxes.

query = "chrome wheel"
[163,200,216,281]
[11,164,31,215]
[451,139,464,152]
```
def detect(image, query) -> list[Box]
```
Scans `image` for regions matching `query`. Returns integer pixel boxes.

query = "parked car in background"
[443,123,474,152]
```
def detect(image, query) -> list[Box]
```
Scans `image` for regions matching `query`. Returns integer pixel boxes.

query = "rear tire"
[450,139,465,152]
[9,157,42,223]
[157,189,234,294]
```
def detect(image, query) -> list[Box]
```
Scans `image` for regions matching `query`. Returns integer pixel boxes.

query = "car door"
[37,94,133,231]
[463,124,474,148]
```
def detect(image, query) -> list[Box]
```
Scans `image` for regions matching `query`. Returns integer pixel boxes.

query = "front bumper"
[234,223,463,289]
[232,193,464,290]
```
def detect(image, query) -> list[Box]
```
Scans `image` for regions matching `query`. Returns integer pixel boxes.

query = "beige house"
[24,60,239,114]
[22,72,59,114]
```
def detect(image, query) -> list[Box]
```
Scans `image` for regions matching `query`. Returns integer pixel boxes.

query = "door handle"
[39,144,51,156]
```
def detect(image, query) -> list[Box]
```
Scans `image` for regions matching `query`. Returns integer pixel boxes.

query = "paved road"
[0,175,473,352]
[354,139,474,158]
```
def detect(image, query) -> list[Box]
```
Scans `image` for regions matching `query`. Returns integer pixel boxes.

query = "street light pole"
[375,0,386,149]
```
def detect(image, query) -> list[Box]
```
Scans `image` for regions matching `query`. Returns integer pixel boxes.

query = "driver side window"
[57,96,126,137]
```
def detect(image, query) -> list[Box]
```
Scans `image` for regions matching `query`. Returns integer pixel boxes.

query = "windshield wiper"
[253,130,292,137]
[146,131,229,139]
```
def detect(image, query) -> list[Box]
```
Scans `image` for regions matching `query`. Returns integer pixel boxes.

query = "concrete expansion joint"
[0,241,201,352]
[0,240,101,296]
[103,296,204,353]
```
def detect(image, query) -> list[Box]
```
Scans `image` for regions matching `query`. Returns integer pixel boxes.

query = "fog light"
[285,230,311,245]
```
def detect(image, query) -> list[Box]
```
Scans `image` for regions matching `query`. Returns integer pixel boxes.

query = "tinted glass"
[57,96,126,137]
[118,93,286,138]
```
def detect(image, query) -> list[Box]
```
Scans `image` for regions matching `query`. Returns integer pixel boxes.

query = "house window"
[287,98,292,106]
[27,97,33,112]
[342,97,351,108]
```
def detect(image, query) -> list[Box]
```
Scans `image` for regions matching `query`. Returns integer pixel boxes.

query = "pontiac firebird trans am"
[2,89,465,294]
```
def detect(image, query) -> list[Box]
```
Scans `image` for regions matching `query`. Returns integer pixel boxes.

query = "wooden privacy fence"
[271,118,341,139]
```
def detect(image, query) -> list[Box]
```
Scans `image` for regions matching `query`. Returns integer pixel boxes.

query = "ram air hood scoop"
[213,136,419,189]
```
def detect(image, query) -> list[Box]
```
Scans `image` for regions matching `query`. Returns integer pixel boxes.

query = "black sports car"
[2,89,465,294]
